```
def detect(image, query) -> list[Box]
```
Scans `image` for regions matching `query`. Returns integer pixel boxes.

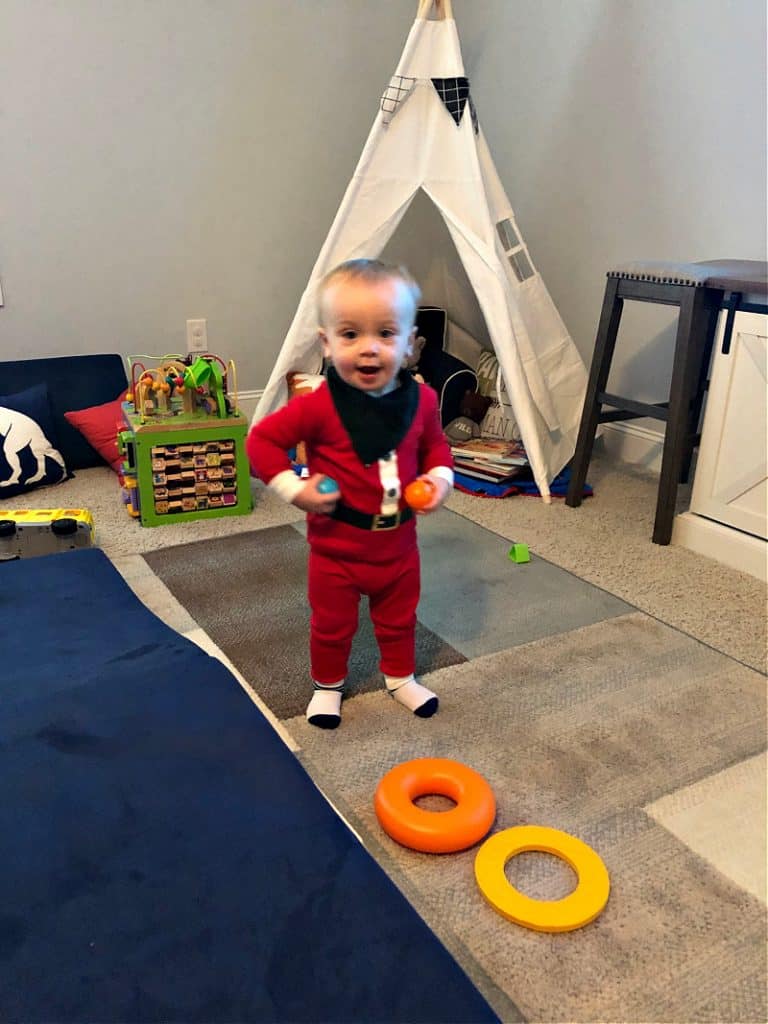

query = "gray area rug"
[287,613,767,1024]
[144,510,632,719]
[141,509,767,1022]
[415,512,633,657]
[144,525,467,719]
[290,512,634,657]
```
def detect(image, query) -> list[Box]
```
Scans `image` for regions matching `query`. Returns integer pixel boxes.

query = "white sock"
[306,681,344,730]
[384,674,439,718]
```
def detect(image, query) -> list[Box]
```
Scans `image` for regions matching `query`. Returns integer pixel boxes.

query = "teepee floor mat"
[455,465,592,499]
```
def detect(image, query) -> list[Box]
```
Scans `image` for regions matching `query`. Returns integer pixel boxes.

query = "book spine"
[450,451,527,466]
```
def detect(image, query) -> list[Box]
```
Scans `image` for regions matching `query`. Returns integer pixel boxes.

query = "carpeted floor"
[447,451,767,674]
[140,506,767,1024]
[285,616,766,1023]
[144,525,467,719]
[43,451,766,672]
[16,457,767,1022]
[143,514,635,716]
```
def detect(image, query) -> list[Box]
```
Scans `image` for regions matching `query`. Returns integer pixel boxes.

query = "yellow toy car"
[0,508,95,561]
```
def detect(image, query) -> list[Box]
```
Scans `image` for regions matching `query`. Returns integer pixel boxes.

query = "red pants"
[308,546,420,685]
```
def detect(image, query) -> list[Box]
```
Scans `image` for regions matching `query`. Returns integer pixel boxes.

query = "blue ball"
[317,476,339,494]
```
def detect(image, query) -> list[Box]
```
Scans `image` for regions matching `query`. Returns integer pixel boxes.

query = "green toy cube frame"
[120,406,252,527]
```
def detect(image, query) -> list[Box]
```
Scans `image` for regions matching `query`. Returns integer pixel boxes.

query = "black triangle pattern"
[431,77,475,130]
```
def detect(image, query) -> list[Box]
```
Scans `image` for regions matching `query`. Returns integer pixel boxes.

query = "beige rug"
[286,613,767,1023]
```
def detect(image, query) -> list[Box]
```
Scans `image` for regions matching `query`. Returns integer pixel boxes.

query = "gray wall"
[1,0,765,416]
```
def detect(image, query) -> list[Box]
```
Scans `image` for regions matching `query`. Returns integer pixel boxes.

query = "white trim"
[267,469,305,504]
[439,367,477,418]
[237,388,263,422]
[600,422,664,473]
[182,627,300,751]
[378,451,401,515]
[672,512,767,582]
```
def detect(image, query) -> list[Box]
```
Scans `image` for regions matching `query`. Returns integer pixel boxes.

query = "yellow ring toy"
[474,825,610,932]
[374,758,496,854]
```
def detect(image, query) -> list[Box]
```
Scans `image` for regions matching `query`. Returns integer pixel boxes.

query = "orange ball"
[404,477,436,510]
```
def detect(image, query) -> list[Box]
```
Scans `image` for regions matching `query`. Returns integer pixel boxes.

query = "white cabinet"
[673,310,767,580]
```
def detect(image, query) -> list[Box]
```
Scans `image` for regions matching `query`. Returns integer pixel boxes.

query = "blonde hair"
[317,258,422,327]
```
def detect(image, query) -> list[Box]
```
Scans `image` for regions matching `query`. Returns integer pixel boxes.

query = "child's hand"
[293,473,340,514]
[414,475,451,516]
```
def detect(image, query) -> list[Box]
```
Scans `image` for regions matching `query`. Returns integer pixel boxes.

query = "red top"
[247,382,452,562]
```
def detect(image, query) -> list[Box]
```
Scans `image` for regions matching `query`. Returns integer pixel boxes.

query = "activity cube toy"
[118,354,253,527]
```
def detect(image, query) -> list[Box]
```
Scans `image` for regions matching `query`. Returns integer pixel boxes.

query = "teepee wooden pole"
[417,0,453,19]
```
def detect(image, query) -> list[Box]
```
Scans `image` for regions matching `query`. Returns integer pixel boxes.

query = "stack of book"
[450,437,528,484]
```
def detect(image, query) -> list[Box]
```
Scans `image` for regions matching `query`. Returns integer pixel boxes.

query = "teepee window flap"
[496,219,520,252]
[497,218,535,283]
[508,250,535,283]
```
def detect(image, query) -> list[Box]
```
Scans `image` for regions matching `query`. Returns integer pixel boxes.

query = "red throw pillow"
[64,391,128,472]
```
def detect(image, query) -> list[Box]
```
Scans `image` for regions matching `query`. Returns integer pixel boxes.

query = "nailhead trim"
[607,270,704,287]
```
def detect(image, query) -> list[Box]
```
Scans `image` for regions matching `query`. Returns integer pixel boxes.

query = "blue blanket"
[1,549,498,1023]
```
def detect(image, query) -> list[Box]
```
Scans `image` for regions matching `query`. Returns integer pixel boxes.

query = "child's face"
[319,277,416,394]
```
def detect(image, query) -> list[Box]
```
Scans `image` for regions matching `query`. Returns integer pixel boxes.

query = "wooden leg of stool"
[654,288,716,544]
[679,299,720,484]
[566,278,623,507]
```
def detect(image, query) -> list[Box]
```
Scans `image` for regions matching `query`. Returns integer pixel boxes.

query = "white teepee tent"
[253,0,587,501]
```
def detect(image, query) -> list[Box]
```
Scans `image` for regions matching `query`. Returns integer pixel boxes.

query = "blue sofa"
[2,353,128,471]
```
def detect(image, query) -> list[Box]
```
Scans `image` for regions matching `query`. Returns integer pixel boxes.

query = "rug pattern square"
[285,613,767,1024]
[144,525,467,720]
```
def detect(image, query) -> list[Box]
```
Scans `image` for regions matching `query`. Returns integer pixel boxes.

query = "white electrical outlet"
[186,318,208,353]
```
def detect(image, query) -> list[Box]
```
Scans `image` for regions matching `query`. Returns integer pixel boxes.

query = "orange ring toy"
[374,758,496,853]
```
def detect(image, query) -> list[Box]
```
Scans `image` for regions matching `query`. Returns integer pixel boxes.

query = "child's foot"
[306,682,344,729]
[385,675,439,718]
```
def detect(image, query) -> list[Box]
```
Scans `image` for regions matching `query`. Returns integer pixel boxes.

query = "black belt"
[331,501,414,532]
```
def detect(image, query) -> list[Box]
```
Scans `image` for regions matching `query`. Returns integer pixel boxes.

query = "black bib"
[326,366,419,466]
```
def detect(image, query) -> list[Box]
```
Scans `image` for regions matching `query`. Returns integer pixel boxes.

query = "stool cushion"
[609,259,767,294]
[694,259,768,295]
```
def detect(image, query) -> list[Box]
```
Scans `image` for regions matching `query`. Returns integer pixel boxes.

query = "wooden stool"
[566,259,768,544]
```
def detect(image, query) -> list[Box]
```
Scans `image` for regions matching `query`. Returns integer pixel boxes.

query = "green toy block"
[508,542,530,564]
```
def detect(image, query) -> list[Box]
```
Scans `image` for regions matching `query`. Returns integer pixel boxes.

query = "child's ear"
[318,329,331,359]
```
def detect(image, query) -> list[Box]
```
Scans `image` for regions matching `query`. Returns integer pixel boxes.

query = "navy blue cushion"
[415,308,478,425]
[0,383,69,499]
[0,355,128,469]
[423,350,478,427]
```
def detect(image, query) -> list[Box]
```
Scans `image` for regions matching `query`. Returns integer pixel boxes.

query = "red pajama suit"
[247,378,452,684]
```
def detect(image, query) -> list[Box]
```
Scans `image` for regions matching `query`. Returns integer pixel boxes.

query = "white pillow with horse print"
[0,384,68,499]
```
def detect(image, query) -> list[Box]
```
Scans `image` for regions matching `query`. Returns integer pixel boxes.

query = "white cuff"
[428,465,454,487]
[268,469,306,504]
